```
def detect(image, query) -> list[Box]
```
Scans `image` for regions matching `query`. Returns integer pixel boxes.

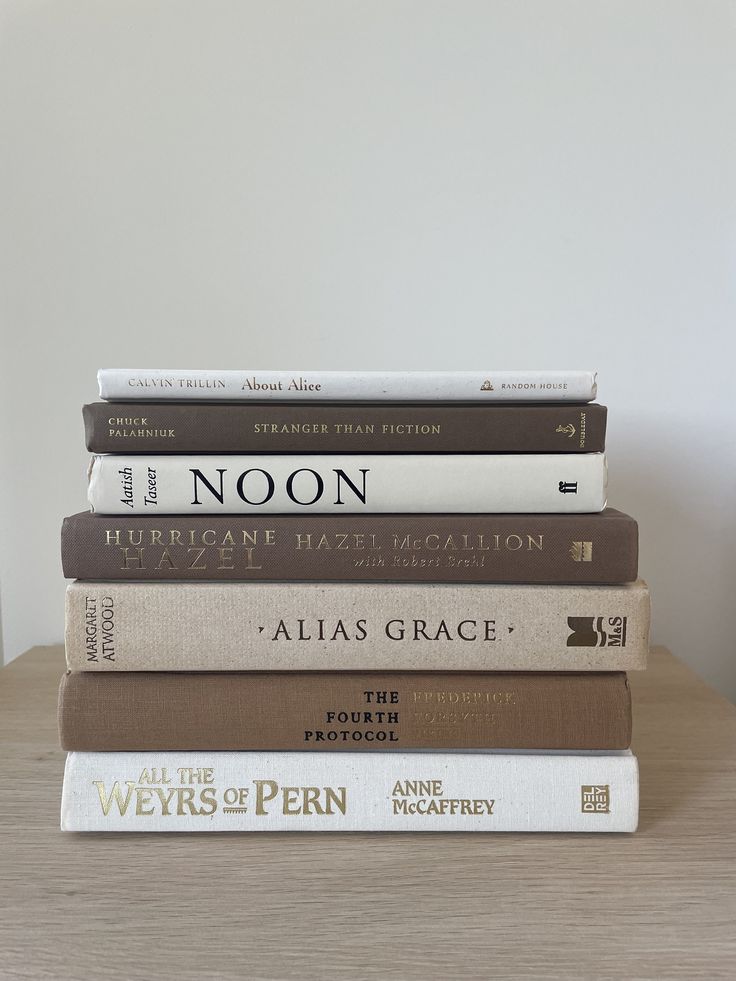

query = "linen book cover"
[58,671,632,751]
[97,369,598,402]
[87,452,608,514]
[84,401,607,453]
[61,750,639,832]
[64,579,650,671]
[60,508,638,584]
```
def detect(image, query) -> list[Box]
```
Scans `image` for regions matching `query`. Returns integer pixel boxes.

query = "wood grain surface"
[0,645,734,980]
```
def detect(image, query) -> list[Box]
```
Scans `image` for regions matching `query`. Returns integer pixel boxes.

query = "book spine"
[64,580,650,671]
[84,402,607,453]
[58,671,632,751]
[60,750,639,832]
[60,510,639,584]
[98,369,598,402]
[87,453,608,514]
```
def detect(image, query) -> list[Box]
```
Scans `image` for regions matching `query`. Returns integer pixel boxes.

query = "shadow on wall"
[612,427,736,703]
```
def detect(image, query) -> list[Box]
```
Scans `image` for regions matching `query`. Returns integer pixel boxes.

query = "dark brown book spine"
[84,401,607,452]
[61,509,638,584]
[58,671,632,751]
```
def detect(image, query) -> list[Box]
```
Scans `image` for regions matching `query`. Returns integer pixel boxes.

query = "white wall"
[1,1,734,696]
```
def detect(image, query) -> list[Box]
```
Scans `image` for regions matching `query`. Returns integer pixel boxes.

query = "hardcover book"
[64,579,650,671]
[87,452,608,514]
[83,401,607,453]
[60,750,639,832]
[60,508,638,584]
[58,671,632,751]
[97,369,598,403]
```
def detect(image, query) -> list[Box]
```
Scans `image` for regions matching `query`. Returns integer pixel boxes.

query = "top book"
[97,369,598,402]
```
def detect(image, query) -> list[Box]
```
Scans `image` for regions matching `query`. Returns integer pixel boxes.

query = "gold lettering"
[93,780,135,816]
[188,547,207,570]
[282,787,301,815]
[177,788,199,815]
[302,787,325,815]
[324,787,347,815]
[243,547,262,570]
[254,779,279,815]
[217,547,234,570]
[155,549,176,570]
[120,547,144,569]
[135,788,155,816]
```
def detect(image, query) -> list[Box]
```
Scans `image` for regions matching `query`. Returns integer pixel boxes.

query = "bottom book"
[61,750,639,832]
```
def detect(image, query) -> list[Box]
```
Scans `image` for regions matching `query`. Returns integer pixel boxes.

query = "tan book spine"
[58,671,632,751]
[64,580,650,671]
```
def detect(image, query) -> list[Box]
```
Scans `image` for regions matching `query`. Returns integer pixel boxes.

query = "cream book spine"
[97,369,598,402]
[64,580,650,671]
[87,453,608,514]
[60,750,638,833]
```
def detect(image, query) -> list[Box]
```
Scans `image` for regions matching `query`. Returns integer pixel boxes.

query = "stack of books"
[59,369,649,832]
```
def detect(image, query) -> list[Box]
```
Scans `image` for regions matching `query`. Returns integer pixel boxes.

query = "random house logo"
[566,617,627,648]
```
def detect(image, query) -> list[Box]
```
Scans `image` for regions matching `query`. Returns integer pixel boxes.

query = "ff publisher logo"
[567,617,628,648]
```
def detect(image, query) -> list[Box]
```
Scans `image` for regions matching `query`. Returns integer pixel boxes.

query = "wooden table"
[1,646,734,980]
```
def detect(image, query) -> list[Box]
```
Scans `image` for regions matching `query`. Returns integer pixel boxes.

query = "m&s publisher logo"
[566,617,628,648]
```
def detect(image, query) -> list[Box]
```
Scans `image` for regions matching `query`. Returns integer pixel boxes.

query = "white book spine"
[61,750,638,833]
[64,580,650,671]
[87,453,607,514]
[97,369,598,402]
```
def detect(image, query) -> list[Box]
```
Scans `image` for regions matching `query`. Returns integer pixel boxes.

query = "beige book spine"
[65,580,650,672]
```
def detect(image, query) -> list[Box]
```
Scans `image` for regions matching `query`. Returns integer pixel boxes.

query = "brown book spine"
[84,401,607,453]
[61,509,638,584]
[58,671,632,751]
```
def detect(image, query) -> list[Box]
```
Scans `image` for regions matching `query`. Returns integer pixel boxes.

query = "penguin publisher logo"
[567,617,628,647]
